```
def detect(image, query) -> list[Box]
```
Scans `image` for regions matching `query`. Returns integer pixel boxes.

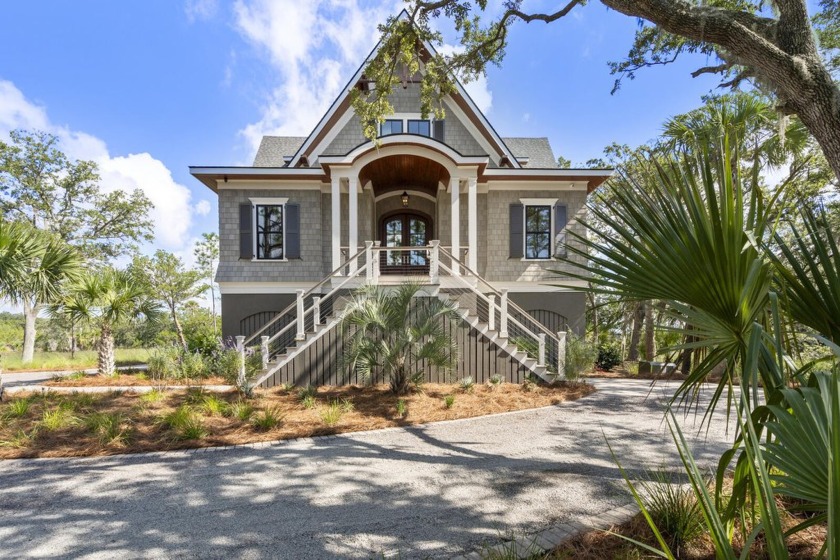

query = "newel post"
[487,294,496,331]
[365,241,374,282]
[499,289,509,339]
[295,289,305,341]
[429,240,440,284]
[313,296,322,326]
[260,336,269,369]
[373,241,381,282]
[557,330,567,379]
[235,335,246,386]
[538,333,546,367]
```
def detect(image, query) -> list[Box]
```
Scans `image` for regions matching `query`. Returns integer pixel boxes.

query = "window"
[407,119,431,137]
[379,119,403,136]
[525,205,551,259]
[255,204,284,260]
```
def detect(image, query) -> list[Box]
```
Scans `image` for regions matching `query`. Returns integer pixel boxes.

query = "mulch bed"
[0,381,595,459]
[44,373,229,387]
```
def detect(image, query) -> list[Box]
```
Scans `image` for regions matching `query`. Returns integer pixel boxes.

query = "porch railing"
[237,240,568,387]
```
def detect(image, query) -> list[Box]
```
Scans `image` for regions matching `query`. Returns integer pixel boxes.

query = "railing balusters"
[557,330,567,378]
[429,240,440,284]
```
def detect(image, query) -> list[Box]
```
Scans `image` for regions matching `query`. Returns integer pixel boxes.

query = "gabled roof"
[502,137,559,168]
[253,136,306,167]
[287,9,521,169]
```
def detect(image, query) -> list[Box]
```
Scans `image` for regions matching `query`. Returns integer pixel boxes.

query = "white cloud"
[0,79,195,252]
[232,0,406,152]
[185,0,219,23]
[194,199,212,216]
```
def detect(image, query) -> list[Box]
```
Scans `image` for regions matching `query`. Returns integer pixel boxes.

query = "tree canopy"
[355,1,840,181]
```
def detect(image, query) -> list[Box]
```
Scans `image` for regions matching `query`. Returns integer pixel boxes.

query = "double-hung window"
[255,204,284,260]
[524,205,552,259]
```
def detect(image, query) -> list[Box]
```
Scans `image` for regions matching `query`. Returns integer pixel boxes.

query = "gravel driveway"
[0,379,733,559]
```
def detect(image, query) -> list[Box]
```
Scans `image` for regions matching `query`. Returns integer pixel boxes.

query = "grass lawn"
[0,348,151,373]
[0,381,595,458]
[44,371,229,387]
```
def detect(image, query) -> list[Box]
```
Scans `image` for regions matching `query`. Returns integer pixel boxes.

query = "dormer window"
[377,115,444,141]
[407,119,431,136]
[379,119,403,136]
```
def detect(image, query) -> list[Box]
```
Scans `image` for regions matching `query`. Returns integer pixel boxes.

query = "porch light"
[401,191,410,207]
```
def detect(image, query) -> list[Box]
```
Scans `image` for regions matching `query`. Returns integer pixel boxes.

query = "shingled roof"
[500,137,559,168]
[253,136,307,167]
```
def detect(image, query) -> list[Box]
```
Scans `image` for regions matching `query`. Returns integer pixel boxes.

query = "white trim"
[467,177,477,271]
[521,199,557,261]
[249,197,288,205]
[348,176,359,273]
[190,167,325,176]
[483,168,612,177]
[442,97,508,164]
[374,189,437,203]
[321,136,488,174]
[519,197,558,207]
[489,281,589,292]
[219,182,323,190]
[331,176,341,271]
[485,182,588,191]
[219,282,320,295]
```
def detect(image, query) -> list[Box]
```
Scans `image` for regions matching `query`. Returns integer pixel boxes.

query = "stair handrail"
[436,246,565,345]
[243,245,369,346]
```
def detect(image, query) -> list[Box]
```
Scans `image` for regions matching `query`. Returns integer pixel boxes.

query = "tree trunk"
[210,283,218,335]
[391,365,409,395]
[21,301,40,364]
[627,302,644,361]
[643,301,655,361]
[98,323,115,376]
[588,292,598,343]
[171,303,188,352]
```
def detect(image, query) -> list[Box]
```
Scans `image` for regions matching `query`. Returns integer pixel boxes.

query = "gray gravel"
[0,379,733,559]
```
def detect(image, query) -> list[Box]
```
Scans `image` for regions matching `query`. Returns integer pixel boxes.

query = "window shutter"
[509,203,524,258]
[285,203,301,259]
[433,119,445,142]
[554,204,568,258]
[239,203,253,260]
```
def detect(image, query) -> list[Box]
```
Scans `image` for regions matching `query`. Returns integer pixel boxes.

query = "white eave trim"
[482,168,614,178]
[190,167,326,176]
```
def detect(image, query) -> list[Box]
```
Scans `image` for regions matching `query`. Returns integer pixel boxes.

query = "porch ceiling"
[360,154,449,197]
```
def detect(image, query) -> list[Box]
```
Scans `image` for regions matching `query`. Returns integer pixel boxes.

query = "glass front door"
[381,213,430,272]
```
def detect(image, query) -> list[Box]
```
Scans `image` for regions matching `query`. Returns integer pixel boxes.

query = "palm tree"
[0,220,83,362]
[56,269,159,376]
[341,283,459,394]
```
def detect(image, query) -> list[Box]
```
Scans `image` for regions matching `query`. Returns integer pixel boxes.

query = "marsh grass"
[199,394,230,416]
[320,401,344,426]
[230,400,254,421]
[40,408,77,431]
[85,412,131,446]
[443,394,456,408]
[251,406,284,431]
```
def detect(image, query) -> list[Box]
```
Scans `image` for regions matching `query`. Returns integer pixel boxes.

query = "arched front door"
[380,212,431,274]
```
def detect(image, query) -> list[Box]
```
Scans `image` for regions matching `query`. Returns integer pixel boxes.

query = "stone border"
[450,503,639,559]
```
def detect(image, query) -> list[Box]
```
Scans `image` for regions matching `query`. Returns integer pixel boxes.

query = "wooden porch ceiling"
[359,154,449,197]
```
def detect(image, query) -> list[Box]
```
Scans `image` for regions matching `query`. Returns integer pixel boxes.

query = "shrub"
[396,399,407,418]
[229,400,254,421]
[639,470,704,552]
[565,333,598,381]
[521,377,538,392]
[443,394,456,408]
[160,405,206,439]
[200,394,229,416]
[85,412,131,446]
[139,389,166,404]
[596,344,622,371]
[251,406,284,431]
[320,401,344,426]
[301,395,316,409]
[147,347,179,379]
[209,347,240,383]
[458,376,475,392]
[4,398,31,419]
[180,351,206,379]
[297,385,317,401]
[40,408,77,431]
[489,374,503,387]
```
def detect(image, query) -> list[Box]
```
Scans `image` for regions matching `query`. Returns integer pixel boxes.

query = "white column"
[348,176,359,274]
[557,331,567,379]
[450,177,460,276]
[295,289,305,341]
[467,176,477,273]
[331,176,342,273]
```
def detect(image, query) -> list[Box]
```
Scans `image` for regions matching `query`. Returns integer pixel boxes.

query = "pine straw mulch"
[548,501,826,559]
[44,373,229,387]
[0,381,595,459]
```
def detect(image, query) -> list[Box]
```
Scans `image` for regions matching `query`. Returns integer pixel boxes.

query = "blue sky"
[0,0,723,262]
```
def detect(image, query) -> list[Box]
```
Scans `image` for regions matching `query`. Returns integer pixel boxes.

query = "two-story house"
[191,26,611,388]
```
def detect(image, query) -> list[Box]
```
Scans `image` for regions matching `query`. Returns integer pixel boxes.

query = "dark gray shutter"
[239,203,253,260]
[433,119,445,142]
[509,203,524,258]
[554,204,568,258]
[285,203,300,259]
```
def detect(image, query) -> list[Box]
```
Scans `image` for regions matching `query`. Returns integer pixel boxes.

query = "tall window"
[525,205,551,259]
[255,205,284,259]
[407,119,431,136]
[379,119,403,136]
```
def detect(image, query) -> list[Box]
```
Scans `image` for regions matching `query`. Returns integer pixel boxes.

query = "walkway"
[0,379,733,559]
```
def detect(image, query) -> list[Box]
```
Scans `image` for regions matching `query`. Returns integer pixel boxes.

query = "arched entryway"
[379,211,432,273]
